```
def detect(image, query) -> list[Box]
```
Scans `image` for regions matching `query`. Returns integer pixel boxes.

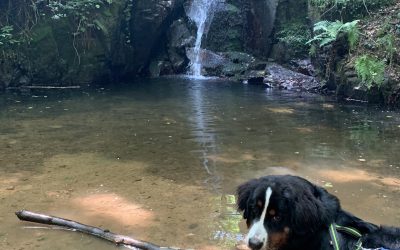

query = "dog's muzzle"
[248,237,264,250]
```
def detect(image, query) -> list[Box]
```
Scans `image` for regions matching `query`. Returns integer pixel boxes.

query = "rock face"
[131,0,186,75]
[204,0,279,58]
[133,0,299,77]
[0,0,134,87]
[0,0,312,87]
[166,19,194,73]
[243,0,279,56]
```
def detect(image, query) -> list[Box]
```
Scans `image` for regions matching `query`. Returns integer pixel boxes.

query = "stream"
[0,78,399,250]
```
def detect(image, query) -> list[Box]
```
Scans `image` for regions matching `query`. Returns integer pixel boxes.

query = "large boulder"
[243,0,279,57]
[196,50,255,78]
[204,0,279,58]
[205,3,244,52]
[166,19,194,73]
[130,0,187,74]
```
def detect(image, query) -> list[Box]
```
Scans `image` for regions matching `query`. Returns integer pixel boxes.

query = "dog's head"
[237,175,340,250]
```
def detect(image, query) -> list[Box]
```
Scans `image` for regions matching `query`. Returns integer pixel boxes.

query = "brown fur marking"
[268,228,290,249]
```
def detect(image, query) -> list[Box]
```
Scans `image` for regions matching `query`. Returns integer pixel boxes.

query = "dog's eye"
[273,215,281,222]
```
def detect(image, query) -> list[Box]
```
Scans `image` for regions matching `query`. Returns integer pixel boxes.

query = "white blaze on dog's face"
[245,187,272,250]
[238,175,342,250]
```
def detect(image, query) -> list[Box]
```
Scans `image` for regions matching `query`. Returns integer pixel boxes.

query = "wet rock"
[244,71,265,85]
[249,61,268,71]
[265,63,319,90]
[167,19,194,73]
[196,50,256,78]
[289,59,316,76]
[206,3,244,52]
[247,76,265,85]
[131,0,186,74]
[148,60,173,77]
[270,42,291,64]
[220,52,255,77]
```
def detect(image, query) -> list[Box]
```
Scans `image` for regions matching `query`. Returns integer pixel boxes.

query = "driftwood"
[6,86,81,90]
[20,86,81,89]
[16,210,186,250]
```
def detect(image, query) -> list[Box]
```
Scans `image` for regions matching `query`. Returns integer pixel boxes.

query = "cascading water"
[187,0,218,78]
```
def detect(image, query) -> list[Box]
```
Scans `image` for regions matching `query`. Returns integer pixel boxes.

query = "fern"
[307,20,359,50]
[341,20,359,50]
[377,34,396,67]
[0,25,19,49]
[354,55,386,89]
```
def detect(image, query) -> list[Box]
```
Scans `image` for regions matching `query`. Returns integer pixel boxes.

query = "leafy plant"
[309,44,317,56]
[307,20,359,50]
[41,0,113,35]
[377,34,396,67]
[276,23,312,56]
[354,55,386,88]
[32,0,114,64]
[0,26,19,48]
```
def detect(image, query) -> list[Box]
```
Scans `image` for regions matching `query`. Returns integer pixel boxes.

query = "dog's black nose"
[248,238,264,250]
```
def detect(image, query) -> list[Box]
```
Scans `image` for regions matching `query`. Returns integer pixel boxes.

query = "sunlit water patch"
[0,78,399,250]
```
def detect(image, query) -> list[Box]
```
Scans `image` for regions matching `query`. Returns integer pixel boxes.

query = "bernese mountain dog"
[237,175,400,250]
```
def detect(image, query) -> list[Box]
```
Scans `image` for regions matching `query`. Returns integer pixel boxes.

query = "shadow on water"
[0,77,399,249]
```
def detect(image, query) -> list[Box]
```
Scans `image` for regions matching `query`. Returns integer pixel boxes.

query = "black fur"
[237,175,400,250]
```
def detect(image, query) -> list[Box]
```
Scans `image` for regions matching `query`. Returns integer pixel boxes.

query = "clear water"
[0,78,399,250]
[187,0,218,77]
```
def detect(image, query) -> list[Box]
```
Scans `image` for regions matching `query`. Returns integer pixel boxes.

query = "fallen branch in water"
[21,86,81,89]
[7,86,81,90]
[16,210,186,250]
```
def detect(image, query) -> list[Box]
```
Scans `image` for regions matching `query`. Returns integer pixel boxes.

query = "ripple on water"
[0,78,399,249]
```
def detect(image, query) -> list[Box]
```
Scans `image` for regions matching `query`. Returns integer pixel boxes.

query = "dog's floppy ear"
[237,179,260,219]
[290,184,340,235]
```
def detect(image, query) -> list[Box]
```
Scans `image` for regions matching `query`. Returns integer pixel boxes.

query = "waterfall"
[187,0,218,78]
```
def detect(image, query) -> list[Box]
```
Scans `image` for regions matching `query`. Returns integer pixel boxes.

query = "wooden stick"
[6,86,81,90]
[21,86,81,89]
[16,210,186,250]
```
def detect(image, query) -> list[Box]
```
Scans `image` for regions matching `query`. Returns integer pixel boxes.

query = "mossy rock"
[205,3,244,52]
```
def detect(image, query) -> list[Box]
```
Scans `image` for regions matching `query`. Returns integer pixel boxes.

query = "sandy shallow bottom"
[0,79,399,249]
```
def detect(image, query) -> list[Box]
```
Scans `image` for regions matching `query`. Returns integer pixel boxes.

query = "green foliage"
[37,0,113,36]
[309,44,317,56]
[0,26,19,48]
[307,20,359,50]
[309,0,393,18]
[377,34,396,66]
[276,23,311,56]
[354,55,386,88]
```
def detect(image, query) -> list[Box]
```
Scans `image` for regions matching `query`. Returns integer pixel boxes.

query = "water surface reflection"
[0,78,399,249]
